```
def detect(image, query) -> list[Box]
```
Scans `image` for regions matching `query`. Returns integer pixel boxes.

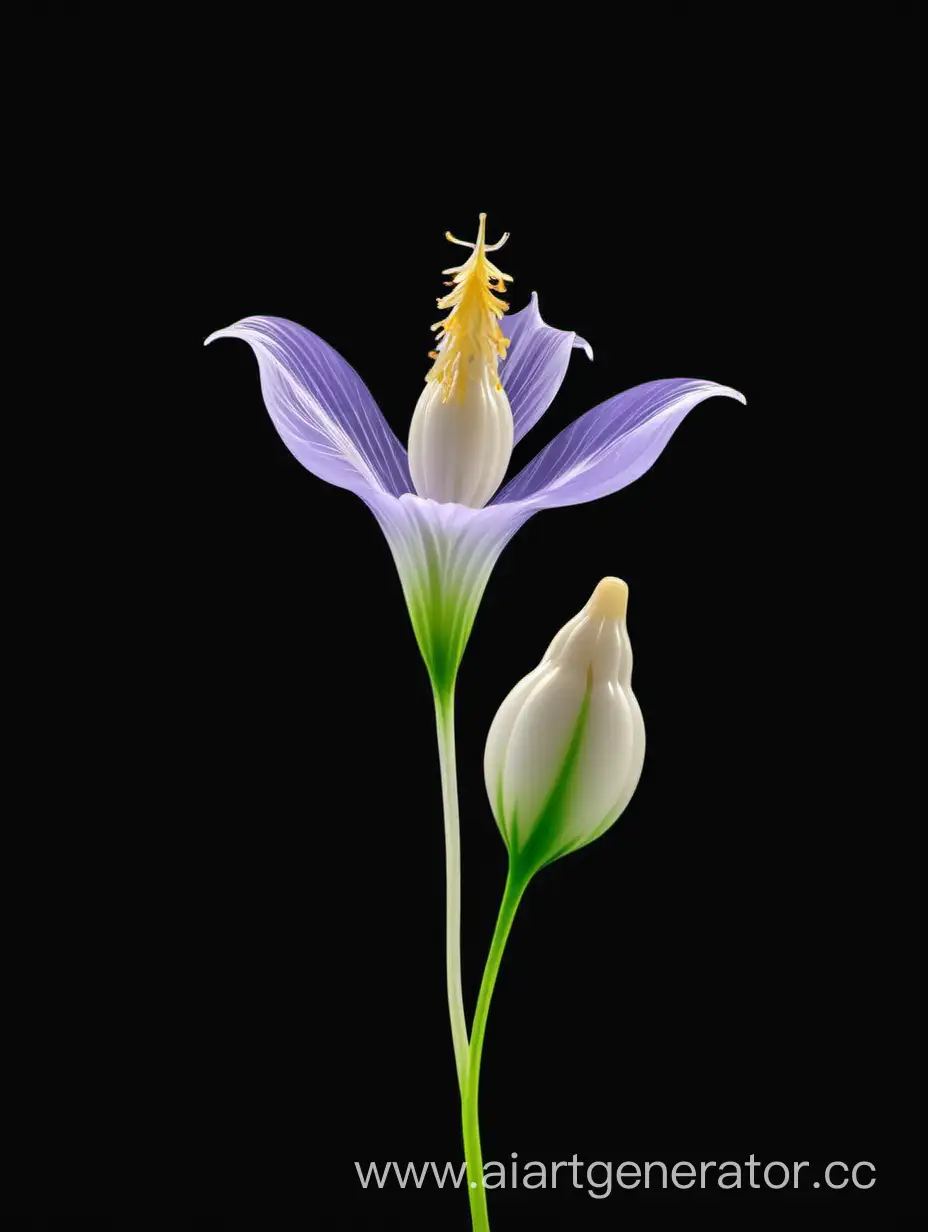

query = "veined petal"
[362,491,530,694]
[500,293,593,445]
[494,379,746,508]
[205,315,412,498]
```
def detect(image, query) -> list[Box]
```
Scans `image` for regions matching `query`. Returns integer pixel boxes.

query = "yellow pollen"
[426,213,512,402]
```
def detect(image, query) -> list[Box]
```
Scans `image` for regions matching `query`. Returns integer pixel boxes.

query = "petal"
[205,315,412,498]
[362,491,530,692]
[494,379,746,508]
[484,666,547,845]
[499,293,593,445]
[500,667,588,844]
[564,685,641,851]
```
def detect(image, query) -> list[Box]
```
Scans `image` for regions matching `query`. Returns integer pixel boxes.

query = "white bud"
[484,578,645,876]
[408,373,513,508]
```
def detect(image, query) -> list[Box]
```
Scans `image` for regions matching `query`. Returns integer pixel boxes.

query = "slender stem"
[433,683,469,1092]
[463,868,528,1232]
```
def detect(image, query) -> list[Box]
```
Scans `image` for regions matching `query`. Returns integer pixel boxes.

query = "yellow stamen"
[426,213,512,402]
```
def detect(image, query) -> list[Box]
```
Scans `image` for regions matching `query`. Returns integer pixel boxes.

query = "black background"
[8,6,913,1231]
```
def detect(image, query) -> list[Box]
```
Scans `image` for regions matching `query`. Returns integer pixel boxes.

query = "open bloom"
[205,216,744,694]
[484,576,645,881]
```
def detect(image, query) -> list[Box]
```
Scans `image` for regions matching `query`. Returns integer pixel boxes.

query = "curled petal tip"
[710,383,746,405]
[528,290,593,360]
[205,319,251,347]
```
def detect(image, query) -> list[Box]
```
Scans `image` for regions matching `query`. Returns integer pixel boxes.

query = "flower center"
[427,213,512,402]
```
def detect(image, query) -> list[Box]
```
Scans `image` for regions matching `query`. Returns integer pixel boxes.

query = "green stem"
[463,867,528,1232]
[433,683,469,1092]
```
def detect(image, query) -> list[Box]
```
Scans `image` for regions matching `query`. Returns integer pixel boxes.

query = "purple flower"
[205,294,743,693]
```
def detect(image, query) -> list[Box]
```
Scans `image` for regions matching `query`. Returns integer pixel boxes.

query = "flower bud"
[484,577,645,877]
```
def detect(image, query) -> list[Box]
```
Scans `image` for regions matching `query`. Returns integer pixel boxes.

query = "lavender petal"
[205,315,412,497]
[495,379,745,508]
[500,293,593,445]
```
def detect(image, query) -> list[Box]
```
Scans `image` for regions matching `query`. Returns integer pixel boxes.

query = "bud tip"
[591,576,629,619]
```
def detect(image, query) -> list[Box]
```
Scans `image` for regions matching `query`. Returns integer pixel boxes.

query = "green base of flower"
[410,583,479,697]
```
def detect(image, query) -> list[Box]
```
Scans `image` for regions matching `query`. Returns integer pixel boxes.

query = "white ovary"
[408,372,514,509]
[484,577,645,859]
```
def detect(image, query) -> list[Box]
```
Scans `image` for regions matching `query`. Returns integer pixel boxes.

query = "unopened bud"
[484,578,645,878]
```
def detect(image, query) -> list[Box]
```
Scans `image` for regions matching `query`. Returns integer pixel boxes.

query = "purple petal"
[205,315,411,498]
[495,379,745,508]
[500,293,593,445]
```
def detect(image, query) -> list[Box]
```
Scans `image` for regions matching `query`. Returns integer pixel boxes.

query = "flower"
[204,216,744,697]
[484,576,645,882]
